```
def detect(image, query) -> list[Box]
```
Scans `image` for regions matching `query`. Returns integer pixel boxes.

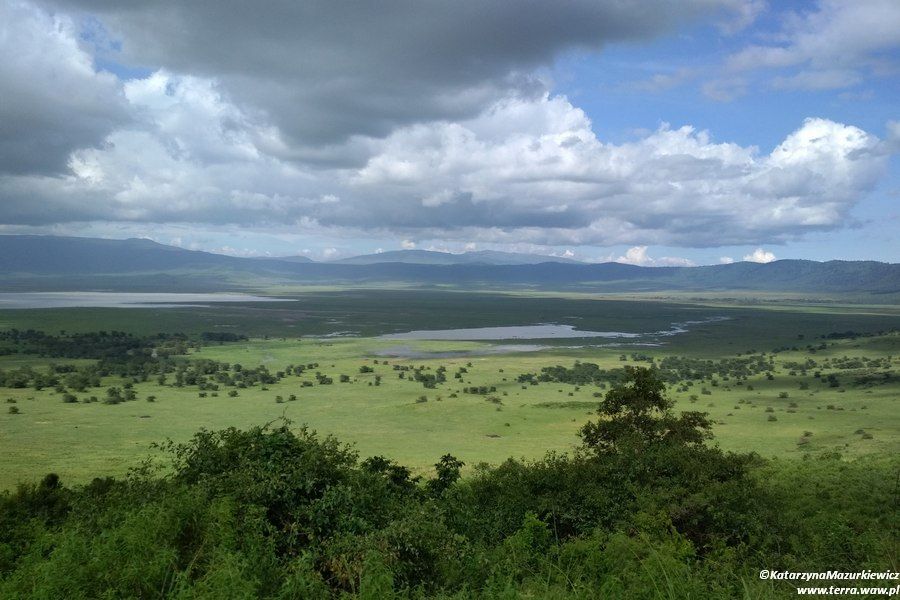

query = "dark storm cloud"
[40,0,738,153]
[0,1,130,175]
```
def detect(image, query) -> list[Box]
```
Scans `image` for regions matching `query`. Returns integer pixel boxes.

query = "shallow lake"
[0,292,292,309]
[378,317,730,342]
[374,343,550,359]
[379,324,641,341]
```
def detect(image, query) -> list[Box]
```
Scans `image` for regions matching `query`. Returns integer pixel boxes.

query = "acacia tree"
[427,454,464,497]
[578,366,766,551]
[580,366,712,454]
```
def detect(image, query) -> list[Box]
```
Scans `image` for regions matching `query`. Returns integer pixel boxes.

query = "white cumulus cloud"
[615,246,695,267]
[743,248,777,263]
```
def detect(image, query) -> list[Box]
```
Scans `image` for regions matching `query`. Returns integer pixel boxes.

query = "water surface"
[379,324,641,341]
[0,292,291,309]
[378,316,731,342]
[375,344,550,359]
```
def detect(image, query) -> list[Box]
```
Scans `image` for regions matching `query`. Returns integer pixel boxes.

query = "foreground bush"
[0,368,895,598]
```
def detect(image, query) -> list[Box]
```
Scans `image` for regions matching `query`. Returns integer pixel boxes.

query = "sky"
[0,0,898,265]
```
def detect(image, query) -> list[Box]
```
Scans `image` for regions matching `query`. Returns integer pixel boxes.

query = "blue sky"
[0,0,897,264]
[546,6,900,264]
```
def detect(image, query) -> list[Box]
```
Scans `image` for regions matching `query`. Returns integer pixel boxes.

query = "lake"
[0,292,292,309]
[378,317,730,342]
[374,343,550,359]
[379,324,642,341]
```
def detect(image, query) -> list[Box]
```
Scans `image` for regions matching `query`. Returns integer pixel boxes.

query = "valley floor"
[0,290,897,488]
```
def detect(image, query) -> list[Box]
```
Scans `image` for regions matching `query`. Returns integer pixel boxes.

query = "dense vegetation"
[0,330,313,396]
[1,367,895,598]
[0,329,186,359]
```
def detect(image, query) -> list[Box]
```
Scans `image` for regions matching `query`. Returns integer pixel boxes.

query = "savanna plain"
[1,288,898,598]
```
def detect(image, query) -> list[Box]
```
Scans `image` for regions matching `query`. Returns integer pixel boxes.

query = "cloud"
[716,0,767,34]
[886,120,900,150]
[616,246,654,266]
[401,240,416,250]
[615,246,695,267]
[724,0,900,92]
[212,245,271,258]
[771,69,863,91]
[0,0,893,255]
[327,106,889,246]
[719,256,735,264]
[35,0,744,162]
[743,248,776,263]
[837,89,876,102]
[0,80,890,248]
[0,1,130,175]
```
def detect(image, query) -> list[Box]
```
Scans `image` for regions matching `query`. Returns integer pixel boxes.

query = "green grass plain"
[1,289,898,489]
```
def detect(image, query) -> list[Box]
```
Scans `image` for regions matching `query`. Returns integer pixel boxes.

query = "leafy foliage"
[580,366,713,453]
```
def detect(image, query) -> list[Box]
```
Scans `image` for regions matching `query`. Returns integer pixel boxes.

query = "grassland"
[0,289,898,489]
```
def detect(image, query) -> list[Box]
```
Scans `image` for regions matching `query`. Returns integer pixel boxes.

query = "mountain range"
[0,235,897,296]
[332,249,581,265]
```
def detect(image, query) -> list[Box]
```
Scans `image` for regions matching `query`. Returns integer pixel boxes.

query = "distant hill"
[0,236,243,274]
[0,235,310,290]
[334,249,582,265]
[252,255,314,263]
[0,235,897,296]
